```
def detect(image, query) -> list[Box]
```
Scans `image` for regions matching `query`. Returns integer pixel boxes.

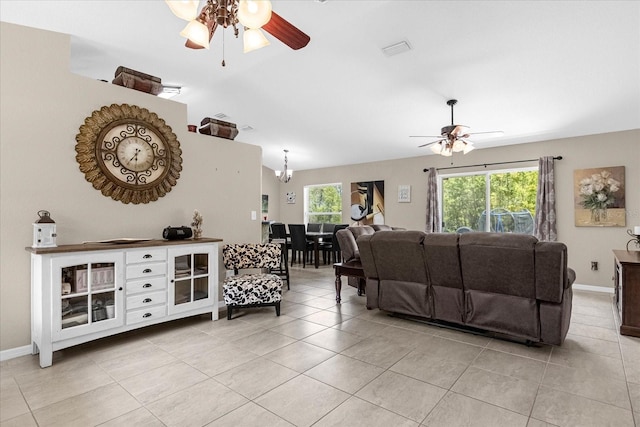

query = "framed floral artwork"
[574,166,625,227]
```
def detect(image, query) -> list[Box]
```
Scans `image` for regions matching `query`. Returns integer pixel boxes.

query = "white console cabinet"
[27,238,221,367]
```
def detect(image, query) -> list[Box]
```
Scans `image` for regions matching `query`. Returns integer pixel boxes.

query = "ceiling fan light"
[442,148,453,157]
[238,0,273,28]
[180,19,211,49]
[430,143,443,154]
[243,28,270,53]
[463,142,475,154]
[452,140,465,152]
[165,0,199,21]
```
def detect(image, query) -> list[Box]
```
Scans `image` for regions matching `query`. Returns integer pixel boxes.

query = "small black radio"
[162,226,193,240]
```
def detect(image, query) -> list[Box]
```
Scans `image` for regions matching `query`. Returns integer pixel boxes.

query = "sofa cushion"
[423,233,462,289]
[459,232,537,299]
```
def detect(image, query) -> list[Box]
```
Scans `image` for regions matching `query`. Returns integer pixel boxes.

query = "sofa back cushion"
[423,233,463,289]
[361,231,431,317]
[459,232,537,299]
[423,233,464,323]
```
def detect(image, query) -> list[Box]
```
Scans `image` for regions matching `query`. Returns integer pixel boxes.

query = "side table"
[333,262,366,303]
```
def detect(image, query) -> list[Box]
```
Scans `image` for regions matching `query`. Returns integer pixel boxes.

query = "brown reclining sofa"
[356,230,575,345]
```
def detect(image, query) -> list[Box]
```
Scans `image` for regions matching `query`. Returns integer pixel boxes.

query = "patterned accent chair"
[222,243,283,320]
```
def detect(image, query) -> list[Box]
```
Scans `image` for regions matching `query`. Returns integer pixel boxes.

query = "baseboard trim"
[572,283,614,294]
[0,345,32,362]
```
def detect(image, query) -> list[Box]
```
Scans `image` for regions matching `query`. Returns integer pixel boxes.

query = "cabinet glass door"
[53,253,124,339]
[168,246,212,314]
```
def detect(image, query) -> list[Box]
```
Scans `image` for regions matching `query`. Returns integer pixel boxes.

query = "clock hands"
[129,148,141,163]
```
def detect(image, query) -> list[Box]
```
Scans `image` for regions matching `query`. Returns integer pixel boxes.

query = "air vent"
[214,112,230,119]
[381,40,412,57]
[240,125,254,132]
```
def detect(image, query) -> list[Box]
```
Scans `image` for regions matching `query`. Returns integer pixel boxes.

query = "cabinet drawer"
[126,276,167,295]
[126,291,166,311]
[126,305,166,325]
[126,262,166,279]
[126,249,166,264]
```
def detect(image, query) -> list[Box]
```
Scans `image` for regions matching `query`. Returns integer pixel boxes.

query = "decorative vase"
[193,228,202,239]
[591,207,607,223]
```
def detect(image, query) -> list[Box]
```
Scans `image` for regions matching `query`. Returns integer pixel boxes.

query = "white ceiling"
[1,1,639,171]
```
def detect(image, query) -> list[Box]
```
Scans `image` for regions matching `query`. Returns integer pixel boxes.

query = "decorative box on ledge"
[199,117,239,140]
[112,66,163,95]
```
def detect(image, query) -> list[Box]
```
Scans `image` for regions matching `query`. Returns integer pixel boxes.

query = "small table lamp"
[627,227,640,251]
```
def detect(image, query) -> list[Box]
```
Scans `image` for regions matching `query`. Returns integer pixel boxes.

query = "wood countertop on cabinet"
[26,238,223,255]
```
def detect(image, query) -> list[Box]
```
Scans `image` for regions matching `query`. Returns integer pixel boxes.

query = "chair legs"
[226,301,281,320]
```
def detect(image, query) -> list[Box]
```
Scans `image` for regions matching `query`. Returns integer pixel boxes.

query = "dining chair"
[307,223,321,232]
[289,224,313,267]
[319,223,336,264]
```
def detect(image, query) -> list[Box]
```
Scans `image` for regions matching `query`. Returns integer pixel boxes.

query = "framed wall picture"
[350,180,384,224]
[574,166,625,227]
[398,185,411,203]
[286,192,296,204]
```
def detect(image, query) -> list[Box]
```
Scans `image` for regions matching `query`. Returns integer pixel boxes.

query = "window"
[304,183,343,224]
[439,168,538,234]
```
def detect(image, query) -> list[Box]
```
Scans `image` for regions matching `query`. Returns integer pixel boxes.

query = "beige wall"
[0,23,263,352]
[261,166,280,221]
[277,130,639,289]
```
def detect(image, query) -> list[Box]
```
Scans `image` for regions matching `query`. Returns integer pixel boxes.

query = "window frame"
[303,182,343,225]
[437,166,538,233]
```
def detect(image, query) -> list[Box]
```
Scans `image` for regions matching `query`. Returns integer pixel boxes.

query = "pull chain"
[221,29,226,67]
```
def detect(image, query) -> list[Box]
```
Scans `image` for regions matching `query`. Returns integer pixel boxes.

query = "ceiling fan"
[410,99,503,156]
[166,0,310,66]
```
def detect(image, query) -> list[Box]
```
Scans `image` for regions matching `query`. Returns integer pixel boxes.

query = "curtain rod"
[423,156,562,172]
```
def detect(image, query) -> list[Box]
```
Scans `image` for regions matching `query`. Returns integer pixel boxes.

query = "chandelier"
[275,150,293,183]
[166,0,273,60]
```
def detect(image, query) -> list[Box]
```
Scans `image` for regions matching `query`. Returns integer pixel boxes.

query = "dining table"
[305,231,333,268]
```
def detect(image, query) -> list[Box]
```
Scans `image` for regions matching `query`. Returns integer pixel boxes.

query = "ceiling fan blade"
[409,135,444,139]
[262,11,310,50]
[185,14,217,49]
[417,139,444,148]
[465,130,504,136]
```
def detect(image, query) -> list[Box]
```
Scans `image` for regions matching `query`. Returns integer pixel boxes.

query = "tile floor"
[1,264,639,427]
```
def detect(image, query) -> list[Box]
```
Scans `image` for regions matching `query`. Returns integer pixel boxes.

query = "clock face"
[115,137,155,172]
[75,104,182,204]
[99,122,168,185]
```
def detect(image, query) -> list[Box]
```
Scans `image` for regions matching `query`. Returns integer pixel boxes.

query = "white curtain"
[534,156,557,241]
[425,168,440,233]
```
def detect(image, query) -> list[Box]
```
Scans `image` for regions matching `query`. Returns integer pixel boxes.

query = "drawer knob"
[143,298,152,303]
[143,254,153,259]
[143,313,152,318]
[143,283,152,288]
[143,268,152,274]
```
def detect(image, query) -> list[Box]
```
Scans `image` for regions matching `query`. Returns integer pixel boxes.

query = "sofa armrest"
[567,268,576,289]
[356,234,378,280]
[336,229,359,263]
[535,241,572,303]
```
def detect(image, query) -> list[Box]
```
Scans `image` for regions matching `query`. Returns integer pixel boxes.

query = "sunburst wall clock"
[75,104,182,204]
